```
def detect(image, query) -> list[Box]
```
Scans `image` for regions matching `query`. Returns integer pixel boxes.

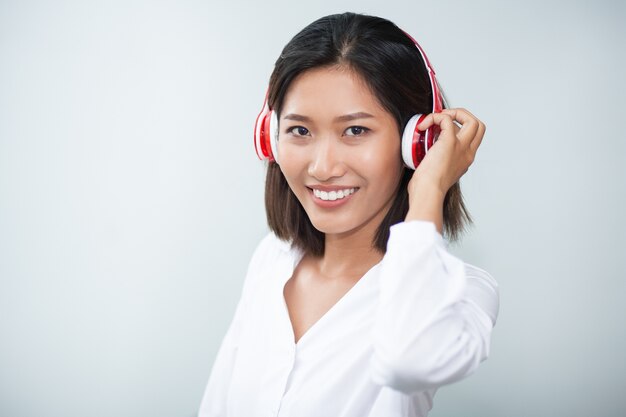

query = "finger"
[441,108,484,149]
[469,121,486,154]
[420,109,471,134]
[418,113,460,144]
[417,113,459,135]
[441,107,478,120]
[441,108,478,142]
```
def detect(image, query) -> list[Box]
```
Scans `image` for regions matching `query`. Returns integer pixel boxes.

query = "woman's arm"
[369,220,499,394]
[369,108,497,394]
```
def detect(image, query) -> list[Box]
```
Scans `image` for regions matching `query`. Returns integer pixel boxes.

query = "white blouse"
[198,220,499,417]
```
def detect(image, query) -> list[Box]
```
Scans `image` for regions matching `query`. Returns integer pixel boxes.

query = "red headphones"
[253,31,444,170]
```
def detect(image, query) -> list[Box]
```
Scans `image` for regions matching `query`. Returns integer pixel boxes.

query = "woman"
[198,12,499,417]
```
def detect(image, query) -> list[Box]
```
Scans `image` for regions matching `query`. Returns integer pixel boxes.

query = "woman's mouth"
[312,187,357,201]
[307,186,359,208]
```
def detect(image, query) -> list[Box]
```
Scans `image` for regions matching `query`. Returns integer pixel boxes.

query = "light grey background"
[1,0,624,416]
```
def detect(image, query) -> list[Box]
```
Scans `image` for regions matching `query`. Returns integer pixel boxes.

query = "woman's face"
[277,65,404,241]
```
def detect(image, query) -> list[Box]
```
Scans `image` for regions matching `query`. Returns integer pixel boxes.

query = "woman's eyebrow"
[334,112,374,122]
[282,113,311,122]
[282,112,375,123]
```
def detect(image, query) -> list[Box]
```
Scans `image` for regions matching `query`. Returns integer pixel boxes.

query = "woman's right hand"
[404,108,486,232]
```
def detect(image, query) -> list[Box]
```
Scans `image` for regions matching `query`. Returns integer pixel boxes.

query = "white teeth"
[313,188,356,201]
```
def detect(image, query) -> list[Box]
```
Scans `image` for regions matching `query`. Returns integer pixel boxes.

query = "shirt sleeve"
[197,233,275,417]
[369,220,500,395]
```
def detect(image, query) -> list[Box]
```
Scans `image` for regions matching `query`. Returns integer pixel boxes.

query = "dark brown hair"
[265,12,472,256]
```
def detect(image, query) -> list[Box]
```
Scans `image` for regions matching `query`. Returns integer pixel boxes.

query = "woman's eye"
[344,126,369,136]
[287,126,310,136]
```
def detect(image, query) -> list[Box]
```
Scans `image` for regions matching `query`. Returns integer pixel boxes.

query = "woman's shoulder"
[244,231,295,276]
[252,231,293,259]
[237,232,293,298]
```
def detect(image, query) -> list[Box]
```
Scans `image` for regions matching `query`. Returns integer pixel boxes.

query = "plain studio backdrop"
[1,0,624,416]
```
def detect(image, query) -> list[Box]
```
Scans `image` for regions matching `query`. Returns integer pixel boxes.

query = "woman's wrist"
[405,180,445,234]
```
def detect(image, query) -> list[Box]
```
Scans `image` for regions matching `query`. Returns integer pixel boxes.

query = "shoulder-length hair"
[264,12,472,257]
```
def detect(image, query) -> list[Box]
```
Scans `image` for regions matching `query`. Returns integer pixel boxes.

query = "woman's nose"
[307,136,346,181]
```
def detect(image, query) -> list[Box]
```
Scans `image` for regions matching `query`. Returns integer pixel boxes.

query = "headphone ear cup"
[253,105,279,163]
[253,108,278,163]
[254,104,270,160]
[269,110,279,164]
[401,114,428,170]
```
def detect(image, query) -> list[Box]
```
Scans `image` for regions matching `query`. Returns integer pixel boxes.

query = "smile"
[312,188,357,201]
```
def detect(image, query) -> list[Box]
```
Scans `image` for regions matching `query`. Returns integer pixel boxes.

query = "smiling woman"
[278,66,404,243]
[198,12,498,417]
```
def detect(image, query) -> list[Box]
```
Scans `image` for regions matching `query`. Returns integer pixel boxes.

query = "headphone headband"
[254,28,445,170]
[401,30,443,113]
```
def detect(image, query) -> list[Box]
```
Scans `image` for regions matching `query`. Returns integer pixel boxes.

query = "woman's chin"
[308,218,350,236]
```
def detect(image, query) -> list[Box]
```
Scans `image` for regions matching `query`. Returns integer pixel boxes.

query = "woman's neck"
[311,195,396,281]
[315,224,383,282]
